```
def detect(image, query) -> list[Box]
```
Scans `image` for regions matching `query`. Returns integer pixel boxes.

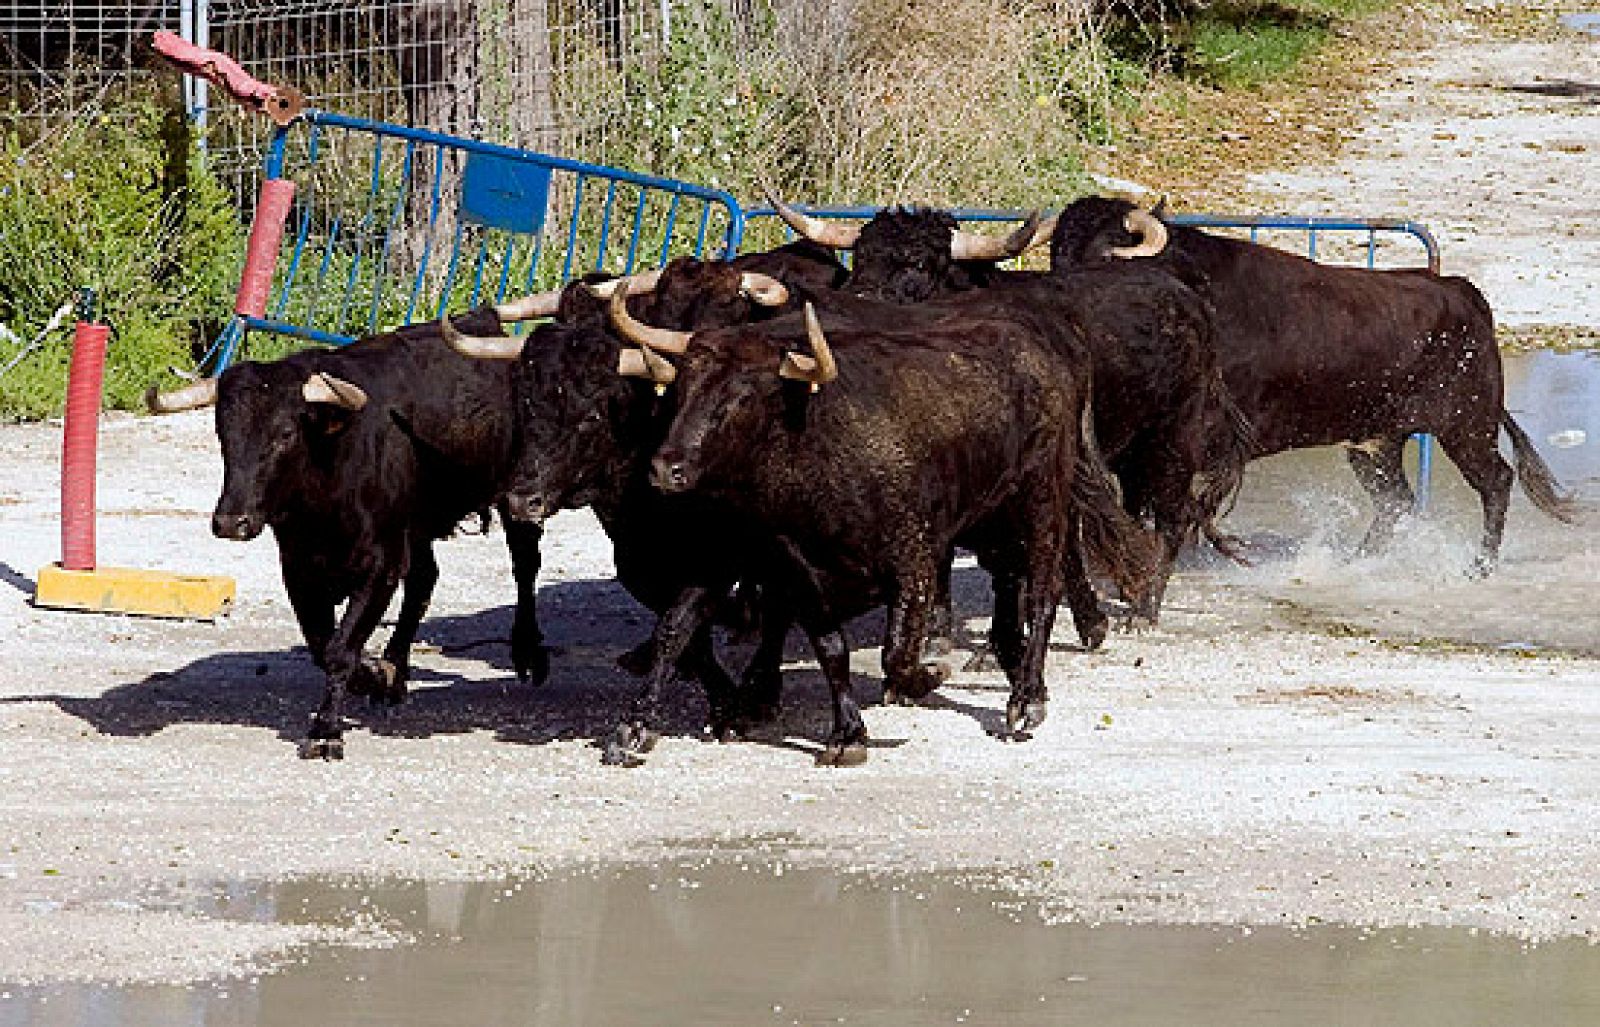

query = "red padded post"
[235,177,297,320]
[60,321,110,571]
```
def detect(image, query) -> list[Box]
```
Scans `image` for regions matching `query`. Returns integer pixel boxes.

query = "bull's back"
[1185,235,1497,451]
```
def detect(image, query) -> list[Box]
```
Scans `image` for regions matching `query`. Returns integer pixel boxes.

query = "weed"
[0,80,242,420]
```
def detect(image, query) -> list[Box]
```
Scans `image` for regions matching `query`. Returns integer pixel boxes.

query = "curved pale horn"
[1109,208,1169,259]
[582,267,664,300]
[950,210,1046,261]
[144,376,218,414]
[764,186,861,249]
[617,345,677,386]
[1025,213,1059,251]
[302,371,368,411]
[440,314,523,360]
[606,280,693,355]
[493,288,562,322]
[738,272,789,307]
[779,302,838,387]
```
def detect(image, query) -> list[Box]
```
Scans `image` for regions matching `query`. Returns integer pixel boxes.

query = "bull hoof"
[615,641,655,677]
[891,664,948,702]
[601,721,658,767]
[514,644,551,687]
[816,741,869,767]
[1468,554,1497,580]
[922,635,956,659]
[963,645,1003,673]
[1074,613,1109,651]
[1003,699,1047,739]
[299,736,345,761]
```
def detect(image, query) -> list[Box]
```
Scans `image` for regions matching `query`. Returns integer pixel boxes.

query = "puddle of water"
[1174,350,1600,652]
[1562,12,1600,35]
[7,863,1600,1025]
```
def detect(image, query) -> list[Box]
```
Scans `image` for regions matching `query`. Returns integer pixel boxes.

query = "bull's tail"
[1193,370,1257,563]
[1072,401,1163,613]
[1502,410,1579,523]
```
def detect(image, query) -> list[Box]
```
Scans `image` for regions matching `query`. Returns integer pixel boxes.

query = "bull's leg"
[501,509,550,686]
[603,586,722,766]
[880,560,948,706]
[1346,437,1414,556]
[303,567,402,760]
[1060,512,1109,651]
[924,554,957,658]
[371,537,437,706]
[1007,509,1069,739]
[807,624,866,767]
[1436,425,1514,577]
[737,592,791,727]
[280,550,335,671]
[987,568,1026,678]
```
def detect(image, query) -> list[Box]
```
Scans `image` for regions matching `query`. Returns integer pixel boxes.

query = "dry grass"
[1090,1,1444,209]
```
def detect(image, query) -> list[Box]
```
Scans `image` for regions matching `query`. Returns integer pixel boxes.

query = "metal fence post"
[179,0,211,132]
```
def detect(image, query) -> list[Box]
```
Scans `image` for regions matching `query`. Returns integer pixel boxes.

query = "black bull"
[146,308,547,759]
[1050,197,1576,571]
[646,303,1158,756]
[750,203,1256,611]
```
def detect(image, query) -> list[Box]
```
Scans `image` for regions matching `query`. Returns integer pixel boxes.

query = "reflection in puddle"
[1562,12,1600,35]
[8,863,1600,1024]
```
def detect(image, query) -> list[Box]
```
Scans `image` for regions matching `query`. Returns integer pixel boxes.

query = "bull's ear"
[303,372,368,411]
[1151,195,1169,219]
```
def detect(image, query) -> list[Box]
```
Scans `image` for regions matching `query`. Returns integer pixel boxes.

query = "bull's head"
[147,363,367,541]
[649,303,835,494]
[644,258,792,331]
[768,193,1046,304]
[1049,197,1170,267]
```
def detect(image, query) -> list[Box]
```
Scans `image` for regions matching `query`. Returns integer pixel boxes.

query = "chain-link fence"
[1,0,662,193]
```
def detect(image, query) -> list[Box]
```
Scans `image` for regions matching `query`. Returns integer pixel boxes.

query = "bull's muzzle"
[212,510,263,541]
[649,453,694,493]
[504,491,551,524]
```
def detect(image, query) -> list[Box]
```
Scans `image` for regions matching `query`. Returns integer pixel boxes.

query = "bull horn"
[1109,207,1169,259]
[738,272,789,307]
[493,288,562,322]
[582,268,664,300]
[950,210,1046,262]
[440,315,524,360]
[616,345,677,386]
[302,371,368,411]
[1026,213,1059,251]
[606,280,693,355]
[779,302,838,388]
[764,186,861,249]
[144,376,218,414]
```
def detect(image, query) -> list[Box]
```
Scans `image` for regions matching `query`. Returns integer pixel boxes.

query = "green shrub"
[0,89,243,421]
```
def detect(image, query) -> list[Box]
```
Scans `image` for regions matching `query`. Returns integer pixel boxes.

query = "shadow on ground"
[7,567,1075,761]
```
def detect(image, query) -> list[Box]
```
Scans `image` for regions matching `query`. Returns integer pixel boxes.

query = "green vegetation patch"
[0,87,242,421]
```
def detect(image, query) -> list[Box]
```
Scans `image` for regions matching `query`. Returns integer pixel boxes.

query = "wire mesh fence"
[0,0,661,193]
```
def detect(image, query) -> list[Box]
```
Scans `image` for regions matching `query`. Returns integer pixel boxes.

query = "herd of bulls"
[147,195,1575,764]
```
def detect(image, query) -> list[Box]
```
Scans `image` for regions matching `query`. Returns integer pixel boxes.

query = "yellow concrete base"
[34,564,235,621]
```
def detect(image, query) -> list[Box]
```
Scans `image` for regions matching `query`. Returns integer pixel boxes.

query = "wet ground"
[8,862,1600,1025]
[1,353,1597,995]
[1197,349,1600,655]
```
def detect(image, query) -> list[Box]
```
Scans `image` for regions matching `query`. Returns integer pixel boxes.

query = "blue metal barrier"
[742,203,1441,507]
[204,111,745,371]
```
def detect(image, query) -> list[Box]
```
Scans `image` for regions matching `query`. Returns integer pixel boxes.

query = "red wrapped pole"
[235,177,296,319]
[60,321,110,571]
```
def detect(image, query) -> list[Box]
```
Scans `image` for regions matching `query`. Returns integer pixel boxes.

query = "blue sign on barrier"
[460,151,552,236]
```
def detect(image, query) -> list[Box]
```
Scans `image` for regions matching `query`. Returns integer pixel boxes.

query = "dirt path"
[2,5,1599,989]
[1246,5,1599,327]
